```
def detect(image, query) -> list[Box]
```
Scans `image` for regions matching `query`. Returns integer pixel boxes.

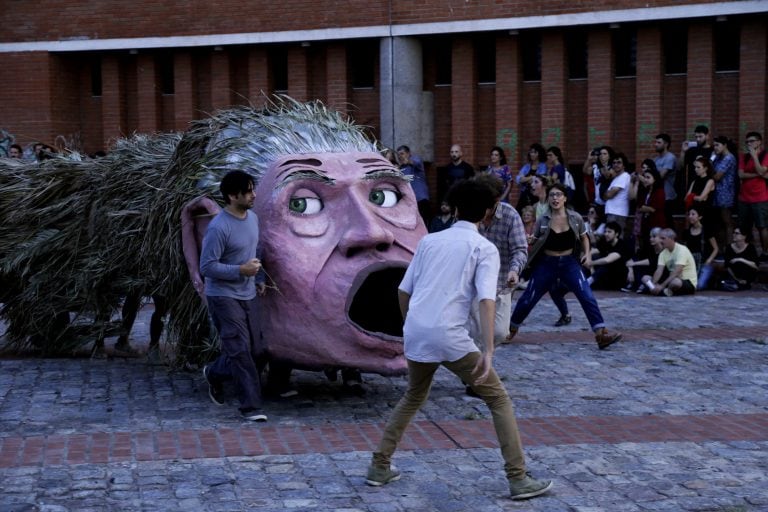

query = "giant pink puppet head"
[182,99,427,375]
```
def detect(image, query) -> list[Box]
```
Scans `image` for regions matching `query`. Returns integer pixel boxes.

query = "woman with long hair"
[686,156,716,228]
[516,143,547,210]
[631,159,666,252]
[485,146,513,202]
[506,183,622,349]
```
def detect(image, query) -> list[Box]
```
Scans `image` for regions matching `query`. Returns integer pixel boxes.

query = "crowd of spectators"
[407,128,766,292]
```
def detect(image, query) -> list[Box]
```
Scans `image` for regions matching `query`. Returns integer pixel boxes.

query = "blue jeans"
[697,263,714,290]
[511,255,606,331]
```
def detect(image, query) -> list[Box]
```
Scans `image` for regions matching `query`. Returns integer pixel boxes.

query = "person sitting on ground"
[585,205,606,246]
[684,206,718,291]
[720,227,759,291]
[366,179,554,500]
[640,228,697,296]
[506,183,622,349]
[428,201,456,233]
[622,227,663,293]
[586,221,632,290]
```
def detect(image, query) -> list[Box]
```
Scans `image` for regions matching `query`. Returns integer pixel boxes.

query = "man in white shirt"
[603,152,631,231]
[366,180,553,501]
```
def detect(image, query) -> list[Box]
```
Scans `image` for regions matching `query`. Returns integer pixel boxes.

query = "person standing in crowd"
[685,156,716,229]
[516,143,547,210]
[428,201,456,233]
[8,144,22,159]
[200,170,269,422]
[680,125,713,192]
[483,146,513,202]
[603,152,631,231]
[366,179,553,501]
[630,160,666,254]
[654,134,678,228]
[737,132,768,262]
[711,135,738,251]
[507,183,622,350]
[397,145,431,226]
[438,144,474,203]
[583,145,615,210]
[546,146,575,201]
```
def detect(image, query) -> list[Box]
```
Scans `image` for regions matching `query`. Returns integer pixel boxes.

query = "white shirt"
[399,221,500,363]
[605,171,631,217]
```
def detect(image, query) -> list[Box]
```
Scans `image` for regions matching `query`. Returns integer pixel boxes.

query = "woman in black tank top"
[506,183,623,350]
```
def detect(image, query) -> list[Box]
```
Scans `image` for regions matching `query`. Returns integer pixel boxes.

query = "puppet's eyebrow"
[277,168,335,189]
[362,168,411,182]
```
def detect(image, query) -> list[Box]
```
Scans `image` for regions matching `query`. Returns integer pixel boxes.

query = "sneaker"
[365,464,401,486]
[635,284,647,294]
[553,314,572,327]
[240,408,267,422]
[620,283,634,293]
[202,365,225,406]
[663,288,674,297]
[509,473,554,500]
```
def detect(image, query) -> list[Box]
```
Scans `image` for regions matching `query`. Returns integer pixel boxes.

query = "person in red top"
[737,132,768,262]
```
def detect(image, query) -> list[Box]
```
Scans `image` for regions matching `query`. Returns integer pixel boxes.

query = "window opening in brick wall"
[566,31,588,79]
[158,53,175,95]
[476,35,496,84]
[270,47,288,92]
[521,32,541,81]
[613,28,637,77]
[714,20,740,72]
[349,40,376,89]
[662,26,687,75]
[435,39,452,86]
[91,58,102,97]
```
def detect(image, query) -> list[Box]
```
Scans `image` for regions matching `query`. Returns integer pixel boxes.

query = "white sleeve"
[474,244,500,301]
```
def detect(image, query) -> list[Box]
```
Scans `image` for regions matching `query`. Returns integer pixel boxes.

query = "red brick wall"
[1,0,726,42]
[451,37,477,166]
[541,32,566,154]
[739,19,768,139]
[635,26,663,163]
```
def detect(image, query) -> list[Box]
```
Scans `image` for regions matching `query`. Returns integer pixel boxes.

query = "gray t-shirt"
[200,209,263,300]
[654,152,677,200]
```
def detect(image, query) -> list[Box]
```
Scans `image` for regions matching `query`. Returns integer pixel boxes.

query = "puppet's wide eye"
[289,196,323,215]
[369,189,400,208]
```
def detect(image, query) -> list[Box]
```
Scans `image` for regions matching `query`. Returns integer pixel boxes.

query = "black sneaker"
[553,314,572,327]
[620,283,634,293]
[635,284,647,294]
[240,408,267,422]
[202,365,225,406]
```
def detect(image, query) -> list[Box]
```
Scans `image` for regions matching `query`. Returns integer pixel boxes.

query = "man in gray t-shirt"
[200,170,268,422]
[654,133,678,228]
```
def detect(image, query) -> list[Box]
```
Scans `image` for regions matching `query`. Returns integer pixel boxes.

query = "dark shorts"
[738,200,768,230]
[676,279,696,296]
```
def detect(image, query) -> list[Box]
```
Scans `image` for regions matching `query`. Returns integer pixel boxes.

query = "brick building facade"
[1,1,766,206]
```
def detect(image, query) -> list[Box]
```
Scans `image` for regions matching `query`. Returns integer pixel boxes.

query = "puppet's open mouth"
[347,265,406,339]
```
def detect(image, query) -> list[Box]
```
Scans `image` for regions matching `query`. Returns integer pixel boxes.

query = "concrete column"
[380,37,431,159]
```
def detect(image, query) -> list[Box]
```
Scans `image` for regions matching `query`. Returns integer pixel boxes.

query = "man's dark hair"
[694,125,709,135]
[745,131,762,142]
[472,173,505,200]
[220,170,255,204]
[396,145,410,153]
[446,179,496,223]
[10,143,22,153]
[655,133,671,147]
[613,152,629,168]
[605,221,622,237]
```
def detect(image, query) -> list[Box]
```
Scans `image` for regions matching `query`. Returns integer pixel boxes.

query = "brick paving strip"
[1,412,765,469]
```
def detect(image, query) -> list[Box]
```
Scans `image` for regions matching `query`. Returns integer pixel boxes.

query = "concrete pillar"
[380,36,431,160]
